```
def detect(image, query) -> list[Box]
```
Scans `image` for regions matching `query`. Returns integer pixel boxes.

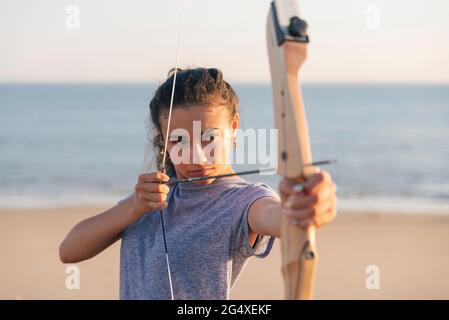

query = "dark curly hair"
[149,67,239,176]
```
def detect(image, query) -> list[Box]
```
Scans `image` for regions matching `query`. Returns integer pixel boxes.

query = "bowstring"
[158,0,188,300]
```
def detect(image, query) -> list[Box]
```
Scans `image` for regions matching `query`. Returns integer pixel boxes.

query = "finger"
[279,179,296,199]
[138,192,167,202]
[313,207,337,227]
[288,217,313,228]
[136,182,170,194]
[283,191,336,223]
[317,195,336,217]
[304,170,332,194]
[151,201,168,210]
[284,207,314,221]
[285,194,316,210]
[314,184,336,209]
[290,199,337,229]
[138,172,170,184]
[279,180,306,203]
[300,218,314,228]
[286,197,330,222]
[306,195,337,227]
[285,183,335,210]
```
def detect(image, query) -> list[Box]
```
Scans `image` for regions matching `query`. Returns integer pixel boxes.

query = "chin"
[191,178,216,185]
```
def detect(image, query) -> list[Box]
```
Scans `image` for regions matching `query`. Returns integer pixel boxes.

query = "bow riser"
[266,0,319,300]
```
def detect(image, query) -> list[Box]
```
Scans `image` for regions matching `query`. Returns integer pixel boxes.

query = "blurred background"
[1,0,448,299]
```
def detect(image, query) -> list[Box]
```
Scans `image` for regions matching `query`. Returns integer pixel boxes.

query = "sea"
[1,83,448,213]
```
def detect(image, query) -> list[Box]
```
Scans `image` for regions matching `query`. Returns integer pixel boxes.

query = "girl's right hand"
[131,172,170,217]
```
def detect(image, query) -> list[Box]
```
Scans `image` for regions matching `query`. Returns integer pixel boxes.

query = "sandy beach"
[1,207,448,300]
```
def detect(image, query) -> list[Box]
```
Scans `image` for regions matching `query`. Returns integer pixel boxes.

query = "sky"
[1,0,448,84]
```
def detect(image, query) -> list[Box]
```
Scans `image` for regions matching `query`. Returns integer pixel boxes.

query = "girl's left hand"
[279,170,337,228]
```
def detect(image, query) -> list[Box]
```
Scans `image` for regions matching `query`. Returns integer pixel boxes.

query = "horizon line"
[1,81,449,86]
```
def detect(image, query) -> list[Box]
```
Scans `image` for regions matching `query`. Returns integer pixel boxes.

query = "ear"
[231,113,239,131]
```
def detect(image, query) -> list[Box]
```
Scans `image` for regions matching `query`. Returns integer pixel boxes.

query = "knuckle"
[159,201,167,209]
[157,172,165,181]
[142,193,150,201]
[328,210,337,222]
[330,183,336,192]
[321,170,331,182]
[294,197,306,209]
[279,180,289,194]
[315,171,325,183]
[317,192,325,203]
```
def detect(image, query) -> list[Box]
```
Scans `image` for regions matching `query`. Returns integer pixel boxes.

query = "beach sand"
[1,207,448,300]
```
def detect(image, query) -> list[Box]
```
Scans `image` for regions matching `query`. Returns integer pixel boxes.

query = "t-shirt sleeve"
[116,192,136,237]
[231,183,280,259]
[117,192,134,205]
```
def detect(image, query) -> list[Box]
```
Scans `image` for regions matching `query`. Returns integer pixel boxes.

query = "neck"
[175,164,235,185]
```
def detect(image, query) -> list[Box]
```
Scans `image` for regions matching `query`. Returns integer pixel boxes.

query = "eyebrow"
[168,128,221,139]
[169,135,186,141]
[202,128,221,133]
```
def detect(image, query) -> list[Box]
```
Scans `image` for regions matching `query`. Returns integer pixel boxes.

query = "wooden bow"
[266,0,319,299]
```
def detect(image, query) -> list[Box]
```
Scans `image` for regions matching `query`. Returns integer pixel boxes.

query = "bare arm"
[248,171,337,243]
[248,197,282,241]
[59,172,170,263]
[59,197,139,263]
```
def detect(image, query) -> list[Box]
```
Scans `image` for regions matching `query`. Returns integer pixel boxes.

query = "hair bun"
[207,68,223,81]
[167,67,184,78]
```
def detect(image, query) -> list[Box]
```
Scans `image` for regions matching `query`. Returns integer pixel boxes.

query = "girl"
[59,67,337,300]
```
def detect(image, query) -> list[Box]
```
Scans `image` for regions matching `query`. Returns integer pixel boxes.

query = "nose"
[191,142,207,165]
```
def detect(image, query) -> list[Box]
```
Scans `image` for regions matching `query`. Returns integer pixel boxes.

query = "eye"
[203,133,219,143]
[177,136,188,145]
[171,135,188,145]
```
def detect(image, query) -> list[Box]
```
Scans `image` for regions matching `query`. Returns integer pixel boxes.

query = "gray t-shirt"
[118,175,279,300]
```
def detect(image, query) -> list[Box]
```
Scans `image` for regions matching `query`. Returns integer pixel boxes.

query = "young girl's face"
[159,104,238,184]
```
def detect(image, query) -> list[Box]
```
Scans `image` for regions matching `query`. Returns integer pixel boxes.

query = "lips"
[188,168,212,177]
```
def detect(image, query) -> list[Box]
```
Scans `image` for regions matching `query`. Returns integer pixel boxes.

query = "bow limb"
[266,0,319,300]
